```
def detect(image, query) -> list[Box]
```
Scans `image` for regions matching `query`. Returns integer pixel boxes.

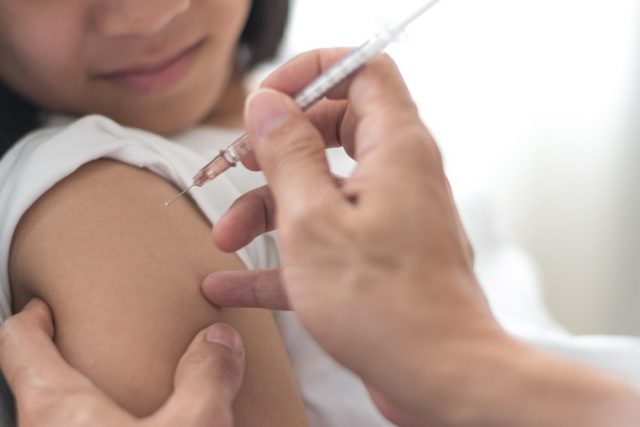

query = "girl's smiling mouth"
[100,38,206,96]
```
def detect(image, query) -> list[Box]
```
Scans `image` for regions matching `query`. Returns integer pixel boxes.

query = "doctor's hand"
[203,49,504,426]
[0,299,244,427]
[203,49,640,427]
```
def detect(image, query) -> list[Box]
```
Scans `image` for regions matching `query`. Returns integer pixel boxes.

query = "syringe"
[166,0,441,206]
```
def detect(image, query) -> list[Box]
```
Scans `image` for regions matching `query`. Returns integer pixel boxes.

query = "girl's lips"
[102,39,205,95]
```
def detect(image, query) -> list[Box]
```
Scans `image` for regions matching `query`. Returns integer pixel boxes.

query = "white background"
[276,0,640,334]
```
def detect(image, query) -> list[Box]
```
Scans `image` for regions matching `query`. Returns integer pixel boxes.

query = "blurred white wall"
[282,0,640,334]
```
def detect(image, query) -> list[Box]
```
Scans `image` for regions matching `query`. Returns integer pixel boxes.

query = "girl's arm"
[9,159,308,426]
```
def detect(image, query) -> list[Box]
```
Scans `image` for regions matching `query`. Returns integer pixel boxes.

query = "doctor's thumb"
[244,88,339,212]
[155,323,245,427]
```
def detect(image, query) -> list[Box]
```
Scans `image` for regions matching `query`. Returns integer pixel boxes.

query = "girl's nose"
[91,0,190,37]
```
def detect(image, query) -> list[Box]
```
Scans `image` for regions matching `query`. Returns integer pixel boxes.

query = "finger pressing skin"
[202,269,290,310]
[212,184,276,253]
[0,299,84,399]
[244,88,344,221]
[153,323,245,427]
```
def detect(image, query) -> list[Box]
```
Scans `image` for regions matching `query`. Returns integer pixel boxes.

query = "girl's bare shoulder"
[9,159,308,425]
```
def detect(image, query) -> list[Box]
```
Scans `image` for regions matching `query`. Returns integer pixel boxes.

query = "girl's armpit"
[9,159,308,426]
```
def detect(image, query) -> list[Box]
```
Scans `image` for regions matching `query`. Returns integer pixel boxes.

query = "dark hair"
[0,0,290,156]
[241,0,290,68]
[0,84,40,154]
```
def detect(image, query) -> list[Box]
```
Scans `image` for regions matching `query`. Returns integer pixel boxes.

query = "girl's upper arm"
[9,159,308,426]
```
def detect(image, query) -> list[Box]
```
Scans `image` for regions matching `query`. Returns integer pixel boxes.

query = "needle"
[165,184,194,206]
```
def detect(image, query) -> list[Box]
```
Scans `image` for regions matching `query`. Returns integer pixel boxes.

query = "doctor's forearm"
[417,335,640,427]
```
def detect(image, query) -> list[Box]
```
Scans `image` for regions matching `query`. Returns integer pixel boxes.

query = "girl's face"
[0,0,251,133]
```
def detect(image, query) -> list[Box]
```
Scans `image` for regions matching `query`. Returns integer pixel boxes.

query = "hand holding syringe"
[166,0,442,206]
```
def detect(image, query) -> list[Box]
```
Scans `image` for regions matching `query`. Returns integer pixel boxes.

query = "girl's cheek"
[0,4,85,74]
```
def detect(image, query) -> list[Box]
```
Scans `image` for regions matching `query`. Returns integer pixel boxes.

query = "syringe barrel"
[192,133,252,186]
[294,30,393,110]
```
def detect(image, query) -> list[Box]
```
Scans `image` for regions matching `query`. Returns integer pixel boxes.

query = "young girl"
[0,1,392,426]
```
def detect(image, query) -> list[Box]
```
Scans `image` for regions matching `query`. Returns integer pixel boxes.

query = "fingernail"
[246,89,292,138]
[206,323,242,355]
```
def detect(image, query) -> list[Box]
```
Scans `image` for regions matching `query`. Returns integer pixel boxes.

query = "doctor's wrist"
[411,321,517,426]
